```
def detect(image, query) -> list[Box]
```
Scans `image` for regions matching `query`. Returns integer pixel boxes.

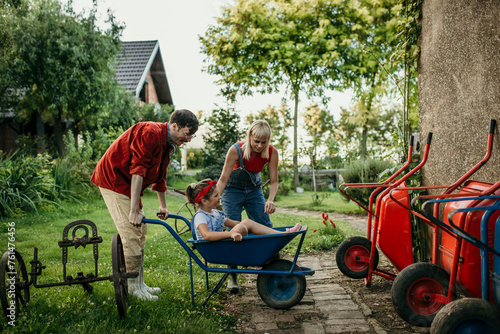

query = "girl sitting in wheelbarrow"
[186,179,301,241]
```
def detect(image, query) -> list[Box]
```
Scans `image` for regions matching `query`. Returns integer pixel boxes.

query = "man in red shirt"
[91,109,199,301]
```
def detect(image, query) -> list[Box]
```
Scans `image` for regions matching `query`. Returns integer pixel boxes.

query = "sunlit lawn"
[274,190,365,215]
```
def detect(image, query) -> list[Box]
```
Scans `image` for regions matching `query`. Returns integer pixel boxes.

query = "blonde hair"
[185,178,216,206]
[243,120,272,160]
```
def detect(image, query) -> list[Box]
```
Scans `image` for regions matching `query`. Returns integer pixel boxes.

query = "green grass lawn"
[274,190,365,215]
[0,187,365,333]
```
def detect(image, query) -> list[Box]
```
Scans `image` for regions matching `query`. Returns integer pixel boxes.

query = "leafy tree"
[345,0,420,159]
[203,107,244,168]
[79,86,137,133]
[200,0,363,191]
[301,103,334,197]
[302,104,335,147]
[391,0,422,146]
[0,0,24,113]
[336,100,399,163]
[0,0,124,156]
[135,103,175,124]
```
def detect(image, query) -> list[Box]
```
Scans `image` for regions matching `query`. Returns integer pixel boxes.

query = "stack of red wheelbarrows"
[336,119,500,333]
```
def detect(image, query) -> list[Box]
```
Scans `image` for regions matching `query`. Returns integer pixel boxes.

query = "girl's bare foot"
[286,223,302,233]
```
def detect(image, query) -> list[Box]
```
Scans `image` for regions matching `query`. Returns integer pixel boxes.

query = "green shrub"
[62,130,95,188]
[262,172,291,201]
[0,151,59,216]
[88,126,124,161]
[0,128,105,217]
[311,192,329,206]
[196,143,232,181]
[186,148,204,169]
[340,158,393,207]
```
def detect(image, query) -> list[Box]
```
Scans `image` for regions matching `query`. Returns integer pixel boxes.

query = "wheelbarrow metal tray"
[440,181,500,299]
[378,182,413,272]
[188,227,304,267]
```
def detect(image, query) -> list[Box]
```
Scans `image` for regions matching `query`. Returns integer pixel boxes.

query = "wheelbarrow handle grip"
[489,119,496,134]
[427,132,433,145]
[409,135,414,146]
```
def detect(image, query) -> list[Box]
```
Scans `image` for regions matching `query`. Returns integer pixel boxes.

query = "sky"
[68,0,354,123]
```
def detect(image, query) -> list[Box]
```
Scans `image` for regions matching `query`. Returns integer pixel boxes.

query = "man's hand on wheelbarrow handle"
[156,211,169,220]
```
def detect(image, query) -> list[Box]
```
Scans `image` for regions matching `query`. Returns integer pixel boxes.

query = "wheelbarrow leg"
[202,273,230,307]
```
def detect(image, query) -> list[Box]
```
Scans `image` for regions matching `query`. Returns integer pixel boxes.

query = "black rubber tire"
[335,236,379,279]
[257,259,306,309]
[392,262,451,327]
[431,298,500,334]
[112,234,128,318]
[0,250,30,318]
[175,201,193,235]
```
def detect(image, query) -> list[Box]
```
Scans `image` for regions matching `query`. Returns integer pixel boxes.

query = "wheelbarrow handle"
[426,132,433,145]
[490,119,497,134]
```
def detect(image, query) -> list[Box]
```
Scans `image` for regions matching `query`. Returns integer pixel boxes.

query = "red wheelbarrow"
[430,198,500,333]
[335,133,432,286]
[391,184,500,327]
[336,119,497,288]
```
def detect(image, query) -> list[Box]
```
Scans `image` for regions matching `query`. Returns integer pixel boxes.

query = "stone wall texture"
[419,0,500,189]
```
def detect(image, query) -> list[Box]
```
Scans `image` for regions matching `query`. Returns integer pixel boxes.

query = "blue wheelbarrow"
[143,215,315,309]
[414,196,500,333]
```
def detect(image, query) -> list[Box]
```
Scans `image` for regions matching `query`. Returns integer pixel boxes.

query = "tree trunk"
[293,90,299,191]
[361,124,368,160]
[312,151,317,198]
[53,111,64,157]
[36,112,46,154]
[419,0,500,261]
[360,79,375,161]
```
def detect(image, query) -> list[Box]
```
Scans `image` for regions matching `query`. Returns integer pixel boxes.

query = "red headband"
[194,180,217,203]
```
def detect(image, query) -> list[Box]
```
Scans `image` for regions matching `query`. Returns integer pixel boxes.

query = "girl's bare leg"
[241,219,301,235]
[231,223,249,236]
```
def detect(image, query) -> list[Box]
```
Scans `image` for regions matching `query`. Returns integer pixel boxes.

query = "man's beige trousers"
[99,187,146,272]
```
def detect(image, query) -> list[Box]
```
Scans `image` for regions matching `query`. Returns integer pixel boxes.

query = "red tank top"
[233,141,273,173]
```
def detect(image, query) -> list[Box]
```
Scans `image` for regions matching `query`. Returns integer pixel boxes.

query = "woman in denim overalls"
[218,120,280,291]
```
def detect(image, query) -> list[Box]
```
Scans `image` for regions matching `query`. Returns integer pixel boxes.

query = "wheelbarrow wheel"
[0,250,30,318]
[391,262,451,327]
[335,236,379,279]
[430,298,500,334]
[112,234,128,318]
[257,259,306,309]
[175,201,193,235]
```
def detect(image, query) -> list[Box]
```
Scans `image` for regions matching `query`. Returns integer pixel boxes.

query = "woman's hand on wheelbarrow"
[157,207,169,220]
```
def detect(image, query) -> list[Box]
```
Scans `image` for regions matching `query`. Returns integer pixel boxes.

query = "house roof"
[115,40,173,105]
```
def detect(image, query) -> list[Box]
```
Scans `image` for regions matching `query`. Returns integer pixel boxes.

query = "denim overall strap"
[191,211,200,240]
[234,143,246,169]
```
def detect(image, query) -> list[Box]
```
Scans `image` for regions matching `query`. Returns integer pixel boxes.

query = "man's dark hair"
[170,109,199,134]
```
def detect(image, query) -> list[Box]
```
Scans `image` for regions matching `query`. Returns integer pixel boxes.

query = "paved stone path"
[234,254,388,334]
